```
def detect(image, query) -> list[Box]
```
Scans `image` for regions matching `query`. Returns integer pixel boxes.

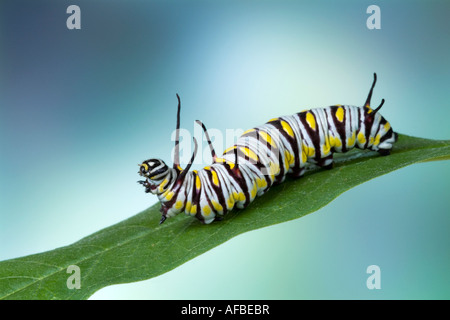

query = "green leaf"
[0,134,449,300]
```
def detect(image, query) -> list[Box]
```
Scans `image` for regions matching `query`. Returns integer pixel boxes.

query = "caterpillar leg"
[159,206,168,224]
[137,180,151,193]
[321,162,334,170]
[290,167,306,178]
[317,155,334,170]
[377,132,398,156]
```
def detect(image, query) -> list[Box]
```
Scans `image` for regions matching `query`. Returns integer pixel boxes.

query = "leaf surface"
[0,134,449,299]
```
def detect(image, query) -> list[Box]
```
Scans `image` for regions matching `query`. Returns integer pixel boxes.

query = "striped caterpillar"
[138,73,398,224]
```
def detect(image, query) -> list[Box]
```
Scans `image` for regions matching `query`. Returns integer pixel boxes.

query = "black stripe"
[329,106,347,152]
[298,111,322,160]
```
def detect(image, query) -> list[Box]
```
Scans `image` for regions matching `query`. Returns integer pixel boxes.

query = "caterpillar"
[138,73,398,224]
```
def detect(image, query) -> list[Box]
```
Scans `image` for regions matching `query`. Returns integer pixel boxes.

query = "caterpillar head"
[138,159,170,182]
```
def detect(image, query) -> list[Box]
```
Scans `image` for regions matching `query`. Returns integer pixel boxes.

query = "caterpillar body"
[138,74,398,224]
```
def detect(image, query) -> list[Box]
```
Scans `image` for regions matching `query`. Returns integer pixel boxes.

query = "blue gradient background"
[1,0,449,299]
